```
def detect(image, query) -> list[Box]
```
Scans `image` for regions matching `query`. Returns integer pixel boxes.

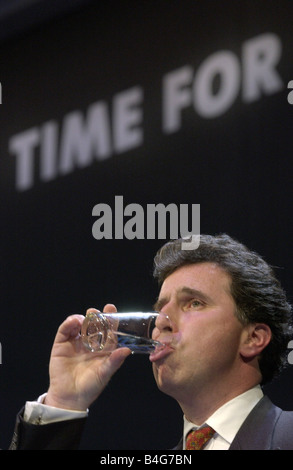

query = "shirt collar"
[183,385,263,446]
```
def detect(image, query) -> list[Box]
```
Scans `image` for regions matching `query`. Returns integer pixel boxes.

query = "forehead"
[159,262,232,298]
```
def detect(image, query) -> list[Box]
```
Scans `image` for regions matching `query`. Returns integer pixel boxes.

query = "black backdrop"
[0,0,293,450]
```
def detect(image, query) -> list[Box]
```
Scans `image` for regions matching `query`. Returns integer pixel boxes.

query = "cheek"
[182,319,241,363]
[183,321,216,351]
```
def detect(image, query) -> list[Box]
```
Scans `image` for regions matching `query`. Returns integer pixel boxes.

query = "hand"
[45,304,131,411]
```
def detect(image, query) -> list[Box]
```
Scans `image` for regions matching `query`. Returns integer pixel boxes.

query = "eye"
[184,299,204,310]
[191,300,202,308]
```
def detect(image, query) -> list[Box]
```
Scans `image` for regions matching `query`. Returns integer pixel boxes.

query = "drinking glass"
[81,311,164,354]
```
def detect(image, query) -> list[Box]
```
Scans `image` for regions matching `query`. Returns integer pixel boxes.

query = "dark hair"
[153,234,292,385]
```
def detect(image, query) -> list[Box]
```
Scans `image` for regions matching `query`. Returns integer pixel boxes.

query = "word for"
[99,454,192,466]
[92,196,200,250]
[8,32,283,191]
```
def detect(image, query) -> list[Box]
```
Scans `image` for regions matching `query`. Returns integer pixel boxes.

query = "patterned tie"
[186,425,216,450]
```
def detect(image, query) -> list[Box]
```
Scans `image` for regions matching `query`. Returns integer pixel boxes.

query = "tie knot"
[186,425,215,450]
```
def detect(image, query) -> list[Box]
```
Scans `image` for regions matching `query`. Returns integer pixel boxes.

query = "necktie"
[186,425,215,450]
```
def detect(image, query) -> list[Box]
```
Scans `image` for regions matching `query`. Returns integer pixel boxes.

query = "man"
[10,234,293,449]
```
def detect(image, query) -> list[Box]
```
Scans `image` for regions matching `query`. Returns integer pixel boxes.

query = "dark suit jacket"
[9,407,86,450]
[173,396,293,450]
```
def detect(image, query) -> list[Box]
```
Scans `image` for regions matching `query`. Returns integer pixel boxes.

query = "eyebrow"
[153,286,213,312]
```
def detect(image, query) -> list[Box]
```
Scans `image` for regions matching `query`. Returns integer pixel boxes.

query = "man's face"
[150,262,246,403]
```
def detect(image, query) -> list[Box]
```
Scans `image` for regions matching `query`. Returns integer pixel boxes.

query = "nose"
[155,311,173,333]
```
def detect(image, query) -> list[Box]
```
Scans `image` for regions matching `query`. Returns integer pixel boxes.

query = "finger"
[103,303,117,313]
[55,314,84,343]
[86,307,100,315]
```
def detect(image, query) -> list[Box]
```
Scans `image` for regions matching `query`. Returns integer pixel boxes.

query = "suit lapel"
[229,396,281,450]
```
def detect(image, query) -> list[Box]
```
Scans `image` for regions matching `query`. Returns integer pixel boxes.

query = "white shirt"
[183,385,264,450]
[24,393,88,424]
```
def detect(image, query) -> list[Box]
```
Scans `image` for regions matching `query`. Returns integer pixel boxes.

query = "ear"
[240,323,272,359]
